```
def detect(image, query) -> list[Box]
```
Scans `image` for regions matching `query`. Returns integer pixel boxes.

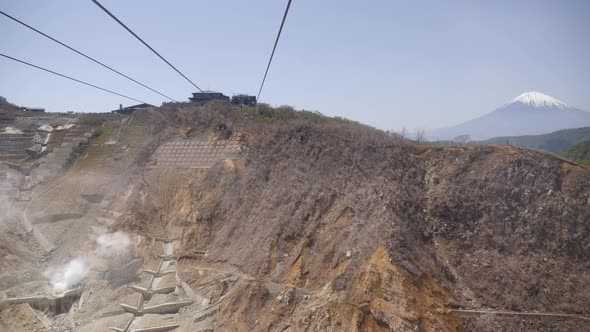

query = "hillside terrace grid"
[149,133,244,169]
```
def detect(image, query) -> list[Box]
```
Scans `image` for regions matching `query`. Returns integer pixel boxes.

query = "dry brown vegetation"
[3,101,588,331]
[108,103,590,330]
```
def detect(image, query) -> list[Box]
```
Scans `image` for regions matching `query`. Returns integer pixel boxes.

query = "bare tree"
[413,128,426,143]
[453,134,471,145]
[397,126,409,140]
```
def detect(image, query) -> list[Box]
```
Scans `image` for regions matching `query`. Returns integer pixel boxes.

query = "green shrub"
[560,140,590,165]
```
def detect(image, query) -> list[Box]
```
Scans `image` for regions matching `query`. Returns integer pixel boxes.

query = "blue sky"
[1,0,589,130]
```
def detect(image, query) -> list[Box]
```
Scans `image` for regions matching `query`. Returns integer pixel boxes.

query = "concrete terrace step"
[38,163,64,170]
[66,127,91,132]
[0,154,28,160]
[16,190,32,201]
[103,210,123,218]
[0,151,28,156]
[0,188,18,197]
[62,138,86,142]
[66,128,89,132]
[41,159,67,166]
[0,141,34,146]
[47,153,72,159]
[192,306,219,324]
[0,140,34,145]
[59,142,81,148]
[96,217,115,225]
[0,139,34,144]
[129,324,180,332]
[0,147,33,152]
[0,141,34,149]
[91,225,109,235]
[120,301,193,316]
[51,147,74,153]
[34,168,53,175]
[0,152,32,158]
[47,150,73,157]
[65,129,89,134]
[46,154,71,160]
[0,135,35,139]
[0,148,33,154]
[0,146,32,152]
[44,159,69,166]
[34,172,55,181]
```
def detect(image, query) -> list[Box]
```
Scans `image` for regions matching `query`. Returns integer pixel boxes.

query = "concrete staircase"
[111,238,192,332]
[0,131,35,162]
[35,124,94,181]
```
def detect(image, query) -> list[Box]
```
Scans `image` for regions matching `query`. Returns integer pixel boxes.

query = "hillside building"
[112,103,153,114]
[21,107,45,113]
[231,94,257,107]
[189,90,230,103]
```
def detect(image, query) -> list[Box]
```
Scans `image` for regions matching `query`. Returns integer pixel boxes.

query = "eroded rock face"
[421,146,590,315]
[3,105,587,331]
[123,122,590,331]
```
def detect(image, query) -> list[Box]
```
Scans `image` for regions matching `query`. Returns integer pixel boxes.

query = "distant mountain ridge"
[479,126,590,152]
[429,92,590,140]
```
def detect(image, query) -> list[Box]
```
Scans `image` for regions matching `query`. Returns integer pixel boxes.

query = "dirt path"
[447,308,590,321]
[183,263,316,296]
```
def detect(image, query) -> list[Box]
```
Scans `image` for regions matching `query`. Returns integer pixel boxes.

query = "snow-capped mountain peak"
[510,91,569,109]
[428,91,590,140]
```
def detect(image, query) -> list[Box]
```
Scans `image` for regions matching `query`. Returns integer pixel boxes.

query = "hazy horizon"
[1,0,589,131]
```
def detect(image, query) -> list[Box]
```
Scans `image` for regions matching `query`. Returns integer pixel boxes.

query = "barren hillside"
[1,103,589,331]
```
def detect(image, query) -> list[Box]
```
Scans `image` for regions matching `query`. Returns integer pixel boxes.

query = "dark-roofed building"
[189,90,230,103]
[21,107,45,113]
[112,103,153,114]
[231,94,257,107]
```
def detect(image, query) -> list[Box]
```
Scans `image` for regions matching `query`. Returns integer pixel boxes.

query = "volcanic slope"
[1,103,589,331]
[111,104,590,331]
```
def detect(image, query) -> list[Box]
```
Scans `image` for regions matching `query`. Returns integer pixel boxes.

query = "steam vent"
[1,102,590,332]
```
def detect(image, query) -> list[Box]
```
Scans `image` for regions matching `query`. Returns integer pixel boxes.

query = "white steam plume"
[96,231,131,256]
[46,232,131,291]
[49,258,88,292]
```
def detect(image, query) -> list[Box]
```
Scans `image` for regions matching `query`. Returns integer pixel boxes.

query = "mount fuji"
[429,92,590,141]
